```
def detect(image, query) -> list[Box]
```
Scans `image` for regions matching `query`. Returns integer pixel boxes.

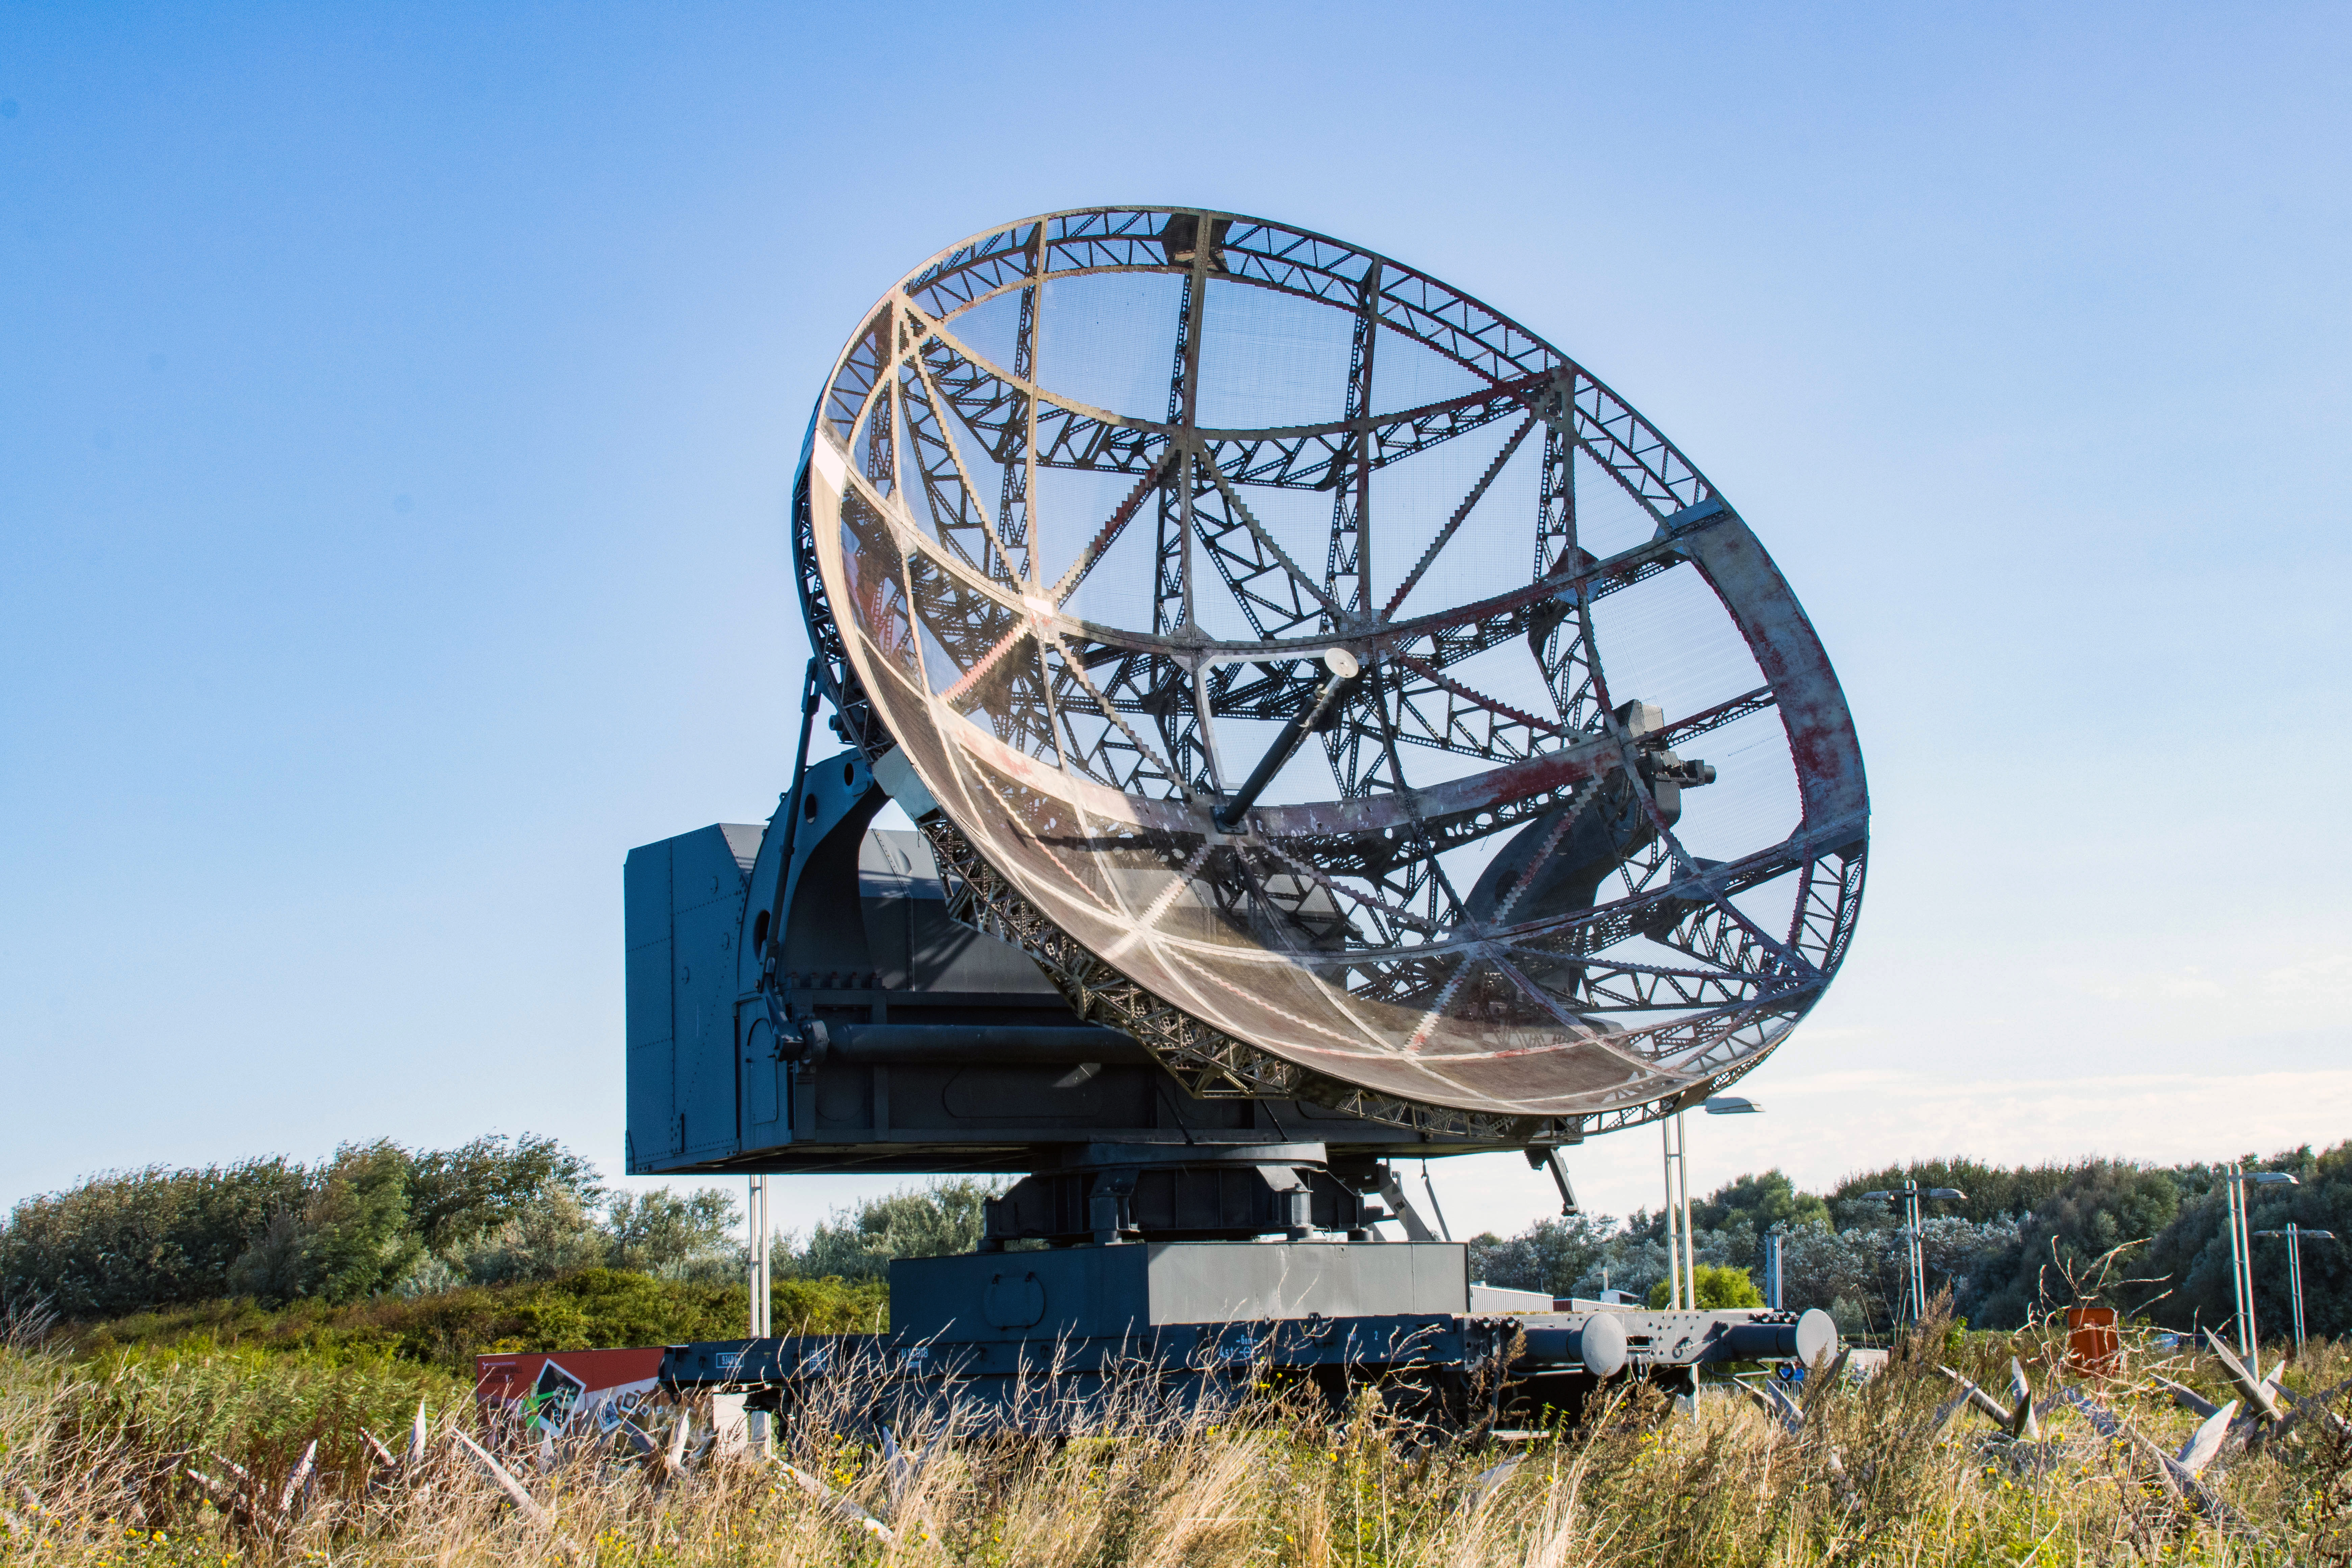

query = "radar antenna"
[631,207,1861,1427]
[793,206,1866,1144]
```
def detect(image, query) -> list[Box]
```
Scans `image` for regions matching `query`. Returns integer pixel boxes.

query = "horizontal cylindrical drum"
[1713,1308,1838,1366]
[1514,1313,1628,1378]
[821,1024,1150,1065]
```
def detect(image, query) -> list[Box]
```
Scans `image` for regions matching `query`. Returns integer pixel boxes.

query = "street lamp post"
[748,1174,771,1339]
[1661,1115,1686,1309]
[1684,1100,1759,1307]
[2223,1166,2299,1379]
[2252,1222,2337,1354]
[1859,1184,1968,1327]
[1655,1095,1764,1310]
[745,1173,773,1453]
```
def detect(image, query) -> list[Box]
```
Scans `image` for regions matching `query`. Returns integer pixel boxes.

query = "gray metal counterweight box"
[888,1241,1471,1342]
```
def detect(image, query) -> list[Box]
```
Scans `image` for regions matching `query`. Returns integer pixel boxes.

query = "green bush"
[67,1266,887,1375]
[1466,1215,1618,1298]
[406,1133,604,1253]
[771,1275,889,1334]
[607,1188,741,1278]
[224,1140,426,1305]
[782,1177,1002,1281]
[1692,1168,1832,1235]
[1646,1263,1764,1310]
[0,1156,310,1319]
[69,1340,473,1461]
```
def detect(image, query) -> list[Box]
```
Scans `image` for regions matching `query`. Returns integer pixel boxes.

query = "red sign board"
[474,1347,666,1437]
[2065,1307,2123,1378]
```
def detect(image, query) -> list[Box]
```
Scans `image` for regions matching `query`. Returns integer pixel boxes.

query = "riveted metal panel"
[670,826,754,1159]
[623,841,674,1171]
[625,825,761,1171]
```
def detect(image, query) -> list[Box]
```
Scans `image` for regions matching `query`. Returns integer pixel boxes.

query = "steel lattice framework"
[792,207,1867,1144]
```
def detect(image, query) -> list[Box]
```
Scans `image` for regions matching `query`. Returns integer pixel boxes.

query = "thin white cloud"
[2263,951,2352,1005]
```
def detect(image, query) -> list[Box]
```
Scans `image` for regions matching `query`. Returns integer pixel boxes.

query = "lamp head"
[1703,1095,1762,1115]
[1927,1188,1968,1201]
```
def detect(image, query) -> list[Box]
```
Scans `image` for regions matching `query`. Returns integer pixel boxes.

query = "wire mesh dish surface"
[795,208,1865,1137]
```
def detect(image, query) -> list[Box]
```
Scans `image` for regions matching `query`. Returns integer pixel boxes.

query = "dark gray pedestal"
[889,1240,1469,1341]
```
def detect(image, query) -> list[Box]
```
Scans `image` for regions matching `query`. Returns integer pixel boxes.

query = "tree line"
[0,1136,1008,1324]
[0,1136,745,1319]
[1468,1142,2352,1338]
[7,1135,2344,1341]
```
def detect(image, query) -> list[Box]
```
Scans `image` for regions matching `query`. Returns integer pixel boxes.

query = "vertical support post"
[2243,1181,2262,1380]
[1901,1195,1912,1325]
[745,1173,771,1454]
[1767,1232,1783,1312]
[1908,1190,1926,1326]
[1916,1209,1926,1323]
[2220,1166,2239,1354]
[1678,1111,1695,1311]
[1661,1118,1682,1309]
[747,1174,770,1338]
[2224,1168,2240,1355]
[2227,1165,2261,1379]
[2288,1222,2306,1352]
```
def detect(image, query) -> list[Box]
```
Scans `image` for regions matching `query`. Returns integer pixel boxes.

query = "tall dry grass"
[3,1307,2348,1566]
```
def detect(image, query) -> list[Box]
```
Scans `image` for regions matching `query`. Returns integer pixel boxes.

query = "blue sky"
[3,2,2347,1242]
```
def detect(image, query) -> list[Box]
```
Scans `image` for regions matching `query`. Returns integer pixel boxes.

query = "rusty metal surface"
[793,207,1867,1134]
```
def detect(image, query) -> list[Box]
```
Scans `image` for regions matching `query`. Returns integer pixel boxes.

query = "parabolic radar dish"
[794,208,1866,1143]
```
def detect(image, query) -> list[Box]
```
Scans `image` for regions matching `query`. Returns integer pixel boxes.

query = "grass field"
[2,1307,2347,1566]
